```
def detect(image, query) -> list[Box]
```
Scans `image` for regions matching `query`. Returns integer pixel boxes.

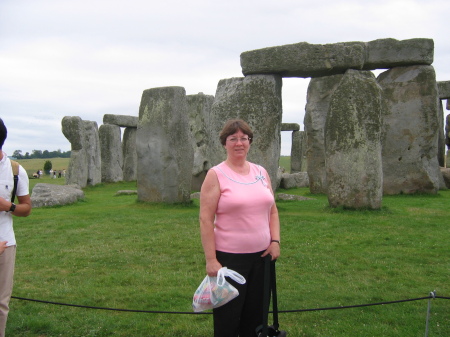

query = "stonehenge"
[61,37,449,209]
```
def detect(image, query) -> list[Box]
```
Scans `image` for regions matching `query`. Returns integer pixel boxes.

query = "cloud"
[1,0,449,155]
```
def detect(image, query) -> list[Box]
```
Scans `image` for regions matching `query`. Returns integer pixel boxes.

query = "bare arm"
[0,194,31,217]
[261,174,281,260]
[199,169,222,276]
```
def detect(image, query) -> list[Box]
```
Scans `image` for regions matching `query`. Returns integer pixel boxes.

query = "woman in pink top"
[200,119,281,337]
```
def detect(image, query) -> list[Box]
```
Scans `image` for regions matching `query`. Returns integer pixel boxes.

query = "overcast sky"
[1,0,449,156]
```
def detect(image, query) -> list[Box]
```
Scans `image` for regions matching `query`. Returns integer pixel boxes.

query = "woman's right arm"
[199,169,222,276]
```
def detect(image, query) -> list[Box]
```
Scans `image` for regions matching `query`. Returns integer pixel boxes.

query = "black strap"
[271,257,279,331]
[11,174,18,202]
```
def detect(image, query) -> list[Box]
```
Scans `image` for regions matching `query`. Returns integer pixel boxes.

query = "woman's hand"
[261,242,280,260]
[0,241,7,255]
[206,258,223,277]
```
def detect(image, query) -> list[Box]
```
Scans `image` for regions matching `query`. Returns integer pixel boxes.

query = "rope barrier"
[11,293,449,315]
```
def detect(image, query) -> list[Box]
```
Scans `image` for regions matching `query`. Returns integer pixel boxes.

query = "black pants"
[213,250,266,337]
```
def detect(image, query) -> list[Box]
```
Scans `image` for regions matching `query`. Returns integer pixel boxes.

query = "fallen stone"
[280,172,309,189]
[31,183,84,208]
[115,190,138,196]
[276,193,314,201]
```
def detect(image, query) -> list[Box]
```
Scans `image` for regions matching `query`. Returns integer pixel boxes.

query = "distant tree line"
[12,149,71,159]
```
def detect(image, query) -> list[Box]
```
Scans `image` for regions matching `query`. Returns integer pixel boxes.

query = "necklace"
[216,164,267,186]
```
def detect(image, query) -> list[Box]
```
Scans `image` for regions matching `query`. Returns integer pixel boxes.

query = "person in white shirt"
[0,118,32,337]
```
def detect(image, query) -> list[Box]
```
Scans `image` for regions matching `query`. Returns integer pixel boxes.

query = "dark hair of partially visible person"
[219,119,254,146]
[0,118,7,150]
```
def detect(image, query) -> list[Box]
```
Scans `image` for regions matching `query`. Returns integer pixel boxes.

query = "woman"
[200,119,281,337]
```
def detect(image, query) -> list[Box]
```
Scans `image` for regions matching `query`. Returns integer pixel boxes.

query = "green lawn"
[6,179,449,336]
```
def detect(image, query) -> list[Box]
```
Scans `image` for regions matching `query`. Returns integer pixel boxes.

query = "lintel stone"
[281,123,300,131]
[240,38,433,78]
[240,41,365,78]
[103,114,138,128]
[437,81,450,99]
[363,38,433,70]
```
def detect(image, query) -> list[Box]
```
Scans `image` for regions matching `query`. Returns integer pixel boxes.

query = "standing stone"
[137,86,194,203]
[187,92,214,191]
[83,121,102,186]
[438,101,446,167]
[122,127,137,181]
[304,74,344,193]
[61,116,88,188]
[99,124,123,183]
[378,65,442,194]
[291,130,307,173]
[210,75,282,191]
[325,70,383,209]
[446,114,450,168]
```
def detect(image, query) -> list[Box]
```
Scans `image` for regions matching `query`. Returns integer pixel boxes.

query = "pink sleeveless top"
[211,161,275,254]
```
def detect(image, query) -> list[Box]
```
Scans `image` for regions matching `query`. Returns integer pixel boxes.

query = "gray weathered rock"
[276,193,314,201]
[122,127,137,181]
[115,190,138,196]
[83,121,102,186]
[31,183,84,208]
[99,124,123,183]
[290,130,307,173]
[325,70,383,209]
[378,65,443,194]
[241,41,365,78]
[280,172,309,189]
[447,100,450,110]
[210,75,282,191]
[446,114,450,149]
[103,114,138,128]
[304,74,344,193]
[438,101,446,167]
[61,116,88,188]
[137,86,194,203]
[437,81,450,99]
[363,38,434,70]
[240,38,433,78]
[281,123,300,131]
[187,92,214,191]
[441,167,450,188]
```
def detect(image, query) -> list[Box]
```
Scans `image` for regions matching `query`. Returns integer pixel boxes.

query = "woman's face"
[224,129,251,160]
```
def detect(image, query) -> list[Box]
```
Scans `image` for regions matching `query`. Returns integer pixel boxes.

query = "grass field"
[5,158,450,336]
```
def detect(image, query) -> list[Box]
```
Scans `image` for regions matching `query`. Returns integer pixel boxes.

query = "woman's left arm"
[262,174,280,260]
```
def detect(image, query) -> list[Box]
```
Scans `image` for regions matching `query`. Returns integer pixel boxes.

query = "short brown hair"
[219,119,253,146]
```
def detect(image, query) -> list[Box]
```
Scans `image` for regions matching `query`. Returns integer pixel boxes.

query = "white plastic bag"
[192,267,246,312]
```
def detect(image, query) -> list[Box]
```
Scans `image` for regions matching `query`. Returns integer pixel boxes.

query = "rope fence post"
[424,290,436,337]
